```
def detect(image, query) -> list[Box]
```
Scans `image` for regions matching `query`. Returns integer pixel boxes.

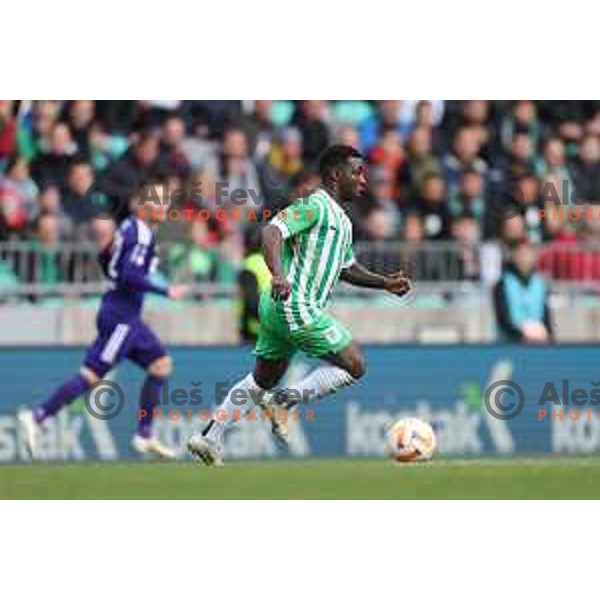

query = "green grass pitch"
[2,457,600,499]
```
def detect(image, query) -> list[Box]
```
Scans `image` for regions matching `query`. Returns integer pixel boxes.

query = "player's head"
[510,237,536,276]
[319,145,367,199]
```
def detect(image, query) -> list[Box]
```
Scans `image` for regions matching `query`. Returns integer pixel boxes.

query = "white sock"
[204,373,267,443]
[289,365,355,404]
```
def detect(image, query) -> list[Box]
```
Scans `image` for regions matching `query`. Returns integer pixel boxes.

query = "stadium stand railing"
[1,240,600,301]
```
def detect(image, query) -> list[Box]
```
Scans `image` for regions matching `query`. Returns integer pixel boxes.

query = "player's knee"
[79,366,100,386]
[148,355,173,378]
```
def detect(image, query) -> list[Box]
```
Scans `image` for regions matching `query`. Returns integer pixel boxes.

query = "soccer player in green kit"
[188,145,412,466]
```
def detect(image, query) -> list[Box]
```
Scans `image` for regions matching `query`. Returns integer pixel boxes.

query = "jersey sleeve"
[117,221,169,295]
[270,197,321,239]
[342,244,356,269]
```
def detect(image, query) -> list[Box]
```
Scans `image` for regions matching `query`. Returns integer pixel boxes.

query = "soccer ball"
[386,418,436,462]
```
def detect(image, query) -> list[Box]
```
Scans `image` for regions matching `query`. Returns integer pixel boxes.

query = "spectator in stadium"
[190,169,218,212]
[237,227,271,344]
[292,100,330,163]
[443,126,487,196]
[408,172,452,241]
[355,205,403,274]
[493,238,553,343]
[585,109,600,137]
[160,115,192,180]
[31,122,77,190]
[352,166,400,241]
[485,172,546,243]
[497,132,537,182]
[18,101,61,162]
[37,186,73,239]
[449,167,485,224]
[137,100,184,128]
[360,100,412,154]
[259,126,304,209]
[333,124,361,150]
[404,212,424,245]
[401,126,441,198]
[534,137,574,205]
[0,101,16,169]
[572,134,600,204]
[87,122,129,172]
[401,211,444,281]
[363,207,396,242]
[168,220,217,285]
[538,101,592,149]
[500,101,541,153]
[240,100,275,159]
[99,131,161,221]
[0,155,39,238]
[7,99,600,300]
[26,213,70,289]
[414,100,435,129]
[538,214,600,281]
[214,217,244,284]
[414,101,445,153]
[75,216,117,286]
[459,100,498,162]
[63,159,97,231]
[451,211,481,281]
[213,127,263,218]
[498,213,527,245]
[367,128,405,200]
[65,100,96,159]
[188,100,241,139]
[515,172,547,243]
[370,164,400,215]
[90,216,116,250]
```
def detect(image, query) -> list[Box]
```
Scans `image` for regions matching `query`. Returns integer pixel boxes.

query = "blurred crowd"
[2,100,600,288]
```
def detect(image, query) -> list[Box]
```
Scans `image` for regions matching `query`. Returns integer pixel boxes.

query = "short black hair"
[68,156,91,173]
[319,145,363,178]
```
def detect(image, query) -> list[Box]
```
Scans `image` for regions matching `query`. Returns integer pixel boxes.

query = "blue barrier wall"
[1,345,599,462]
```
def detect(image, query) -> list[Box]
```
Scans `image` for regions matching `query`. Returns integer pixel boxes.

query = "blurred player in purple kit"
[18,182,189,459]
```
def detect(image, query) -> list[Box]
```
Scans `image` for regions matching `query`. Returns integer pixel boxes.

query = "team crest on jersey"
[323,326,343,344]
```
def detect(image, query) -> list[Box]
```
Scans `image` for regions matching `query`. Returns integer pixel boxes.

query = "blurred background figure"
[493,238,553,343]
[31,122,77,190]
[292,100,330,162]
[408,172,451,241]
[443,126,487,196]
[212,127,263,219]
[237,227,271,344]
[160,115,191,181]
[259,126,304,209]
[0,154,39,239]
[0,100,599,344]
[63,159,97,234]
[100,131,161,222]
[573,134,600,204]
[402,126,441,199]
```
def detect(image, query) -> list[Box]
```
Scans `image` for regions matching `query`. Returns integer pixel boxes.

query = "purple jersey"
[99,217,168,321]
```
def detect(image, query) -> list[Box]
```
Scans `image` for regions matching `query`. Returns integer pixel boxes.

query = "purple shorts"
[84,313,166,377]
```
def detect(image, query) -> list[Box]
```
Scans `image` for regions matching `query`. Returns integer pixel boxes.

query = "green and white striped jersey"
[270,188,355,330]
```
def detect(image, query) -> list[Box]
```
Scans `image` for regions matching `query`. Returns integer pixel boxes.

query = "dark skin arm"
[340,262,412,296]
[262,223,412,299]
[262,224,292,300]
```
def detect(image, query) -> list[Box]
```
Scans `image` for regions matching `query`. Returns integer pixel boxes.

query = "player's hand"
[384,271,412,297]
[168,284,191,300]
[522,322,549,344]
[271,275,291,301]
